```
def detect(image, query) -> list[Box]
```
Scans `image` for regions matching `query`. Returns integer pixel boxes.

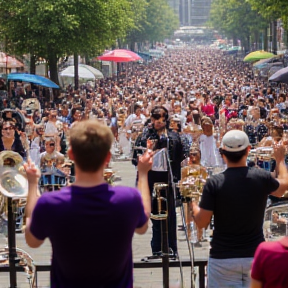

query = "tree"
[0,0,136,84]
[126,0,179,49]
[210,0,267,51]
[246,0,287,21]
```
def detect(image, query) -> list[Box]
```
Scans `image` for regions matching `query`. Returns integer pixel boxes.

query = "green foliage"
[0,0,136,82]
[210,0,267,41]
[246,0,288,29]
[126,0,179,45]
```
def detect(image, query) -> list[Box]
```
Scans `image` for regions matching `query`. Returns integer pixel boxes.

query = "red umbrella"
[97,49,142,62]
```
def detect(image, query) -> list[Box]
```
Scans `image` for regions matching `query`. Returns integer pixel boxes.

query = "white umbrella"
[59,64,104,88]
[60,65,104,80]
[79,64,104,79]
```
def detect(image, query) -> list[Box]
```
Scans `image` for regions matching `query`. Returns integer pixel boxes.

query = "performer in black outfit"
[133,106,184,256]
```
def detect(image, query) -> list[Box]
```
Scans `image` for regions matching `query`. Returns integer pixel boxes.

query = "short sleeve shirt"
[251,240,288,288]
[200,167,279,258]
[30,184,147,288]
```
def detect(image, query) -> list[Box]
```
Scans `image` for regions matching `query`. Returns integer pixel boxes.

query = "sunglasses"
[49,143,55,147]
[151,113,165,120]
[3,126,15,131]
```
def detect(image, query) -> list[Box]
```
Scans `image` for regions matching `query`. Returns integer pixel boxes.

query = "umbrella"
[253,56,281,68]
[60,64,103,80]
[97,49,142,62]
[243,51,275,63]
[268,66,288,84]
[0,52,24,68]
[8,73,59,88]
[224,46,240,55]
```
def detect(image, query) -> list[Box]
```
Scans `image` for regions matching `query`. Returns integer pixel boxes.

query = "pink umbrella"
[97,49,142,62]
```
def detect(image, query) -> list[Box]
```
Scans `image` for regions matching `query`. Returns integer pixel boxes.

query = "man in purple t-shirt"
[24,120,153,288]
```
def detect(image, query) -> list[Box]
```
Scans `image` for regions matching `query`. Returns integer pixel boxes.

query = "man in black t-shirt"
[191,130,288,288]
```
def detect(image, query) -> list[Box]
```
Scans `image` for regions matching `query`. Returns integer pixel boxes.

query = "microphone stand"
[161,137,172,288]
[7,198,17,288]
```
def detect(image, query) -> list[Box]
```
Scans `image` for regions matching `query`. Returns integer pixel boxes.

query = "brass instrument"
[0,151,35,287]
[151,183,168,220]
[179,164,206,202]
[0,151,28,198]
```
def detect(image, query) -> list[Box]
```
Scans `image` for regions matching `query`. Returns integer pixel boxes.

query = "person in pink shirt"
[250,236,288,288]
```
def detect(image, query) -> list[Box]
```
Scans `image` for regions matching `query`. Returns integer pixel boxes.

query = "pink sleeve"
[251,244,264,281]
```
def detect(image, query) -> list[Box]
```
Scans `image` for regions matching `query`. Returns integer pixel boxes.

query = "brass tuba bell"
[0,151,28,198]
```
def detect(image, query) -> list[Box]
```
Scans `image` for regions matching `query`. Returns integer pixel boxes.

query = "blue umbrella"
[8,73,59,88]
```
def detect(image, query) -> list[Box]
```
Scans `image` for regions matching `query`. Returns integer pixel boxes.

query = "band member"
[133,106,184,256]
[181,144,207,247]
[24,120,152,288]
[191,130,288,288]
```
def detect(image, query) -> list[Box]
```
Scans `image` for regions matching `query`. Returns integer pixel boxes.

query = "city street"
[0,161,209,288]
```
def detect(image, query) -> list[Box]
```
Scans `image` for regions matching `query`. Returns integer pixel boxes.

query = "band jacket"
[132,126,184,183]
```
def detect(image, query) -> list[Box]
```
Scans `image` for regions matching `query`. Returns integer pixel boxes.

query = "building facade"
[167,0,180,17]
[176,0,212,27]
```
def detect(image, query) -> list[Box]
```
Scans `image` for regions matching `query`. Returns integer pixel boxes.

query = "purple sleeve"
[29,196,50,241]
[134,189,148,228]
[251,243,264,281]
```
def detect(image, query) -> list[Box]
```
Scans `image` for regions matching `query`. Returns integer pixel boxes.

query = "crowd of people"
[0,45,288,287]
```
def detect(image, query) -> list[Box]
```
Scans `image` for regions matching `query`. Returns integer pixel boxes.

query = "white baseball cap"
[221,130,250,152]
